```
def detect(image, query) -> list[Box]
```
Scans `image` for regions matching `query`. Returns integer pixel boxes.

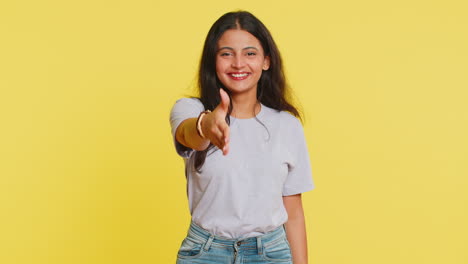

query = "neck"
[230,90,260,119]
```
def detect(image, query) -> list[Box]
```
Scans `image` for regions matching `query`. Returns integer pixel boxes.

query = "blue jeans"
[176,221,293,264]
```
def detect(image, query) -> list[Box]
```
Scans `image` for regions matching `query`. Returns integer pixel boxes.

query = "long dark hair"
[194,10,301,171]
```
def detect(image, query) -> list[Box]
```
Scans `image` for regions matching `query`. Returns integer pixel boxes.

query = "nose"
[231,55,245,69]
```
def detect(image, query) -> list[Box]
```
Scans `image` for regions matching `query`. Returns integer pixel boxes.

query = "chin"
[222,83,256,93]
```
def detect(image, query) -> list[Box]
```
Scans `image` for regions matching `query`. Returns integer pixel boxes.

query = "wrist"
[196,110,211,139]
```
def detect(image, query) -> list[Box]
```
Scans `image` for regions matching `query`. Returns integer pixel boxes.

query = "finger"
[222,142,229,156]
[208,128,225,151]
[220,124,230,155]
[219,88,230,113]
[219,122,230,144]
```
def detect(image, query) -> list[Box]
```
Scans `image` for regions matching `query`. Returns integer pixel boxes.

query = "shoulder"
[170,97,205,124]
[173,97,203,108]
[171,97,204,113]
[279,111,302,127]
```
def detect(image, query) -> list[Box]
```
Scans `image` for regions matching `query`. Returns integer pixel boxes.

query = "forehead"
[217,29,263,49]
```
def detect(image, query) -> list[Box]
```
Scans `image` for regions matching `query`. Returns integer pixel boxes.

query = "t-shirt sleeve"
[169,98,205,158]
[282,117,315,196]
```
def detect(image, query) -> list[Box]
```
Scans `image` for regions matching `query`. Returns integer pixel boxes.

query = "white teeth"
[231,73,248,77]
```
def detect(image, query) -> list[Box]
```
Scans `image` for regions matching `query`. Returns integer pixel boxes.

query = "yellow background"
[1,0,467,263]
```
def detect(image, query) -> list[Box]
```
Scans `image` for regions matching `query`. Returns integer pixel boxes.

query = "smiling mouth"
[228,72,250,80]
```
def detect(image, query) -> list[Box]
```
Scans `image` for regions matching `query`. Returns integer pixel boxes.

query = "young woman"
[170,11,315,264]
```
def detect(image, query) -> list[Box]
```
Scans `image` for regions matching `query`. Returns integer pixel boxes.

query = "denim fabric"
[176,221,293,264]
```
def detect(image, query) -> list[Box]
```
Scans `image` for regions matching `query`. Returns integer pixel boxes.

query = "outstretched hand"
[200,89,230,155]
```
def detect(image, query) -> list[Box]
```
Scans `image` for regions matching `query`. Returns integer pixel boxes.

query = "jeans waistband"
[187,220,286,254]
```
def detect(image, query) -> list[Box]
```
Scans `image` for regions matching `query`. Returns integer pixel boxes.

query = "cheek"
[215,67,223,82]
[215,61,227,86]
[251,61,266,75]
[250,58,265,69]
[215,59,227,75]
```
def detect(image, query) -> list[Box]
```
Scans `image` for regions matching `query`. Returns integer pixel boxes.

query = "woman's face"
[216,29,270,97]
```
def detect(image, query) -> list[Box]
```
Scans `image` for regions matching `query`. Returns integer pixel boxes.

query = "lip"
[227,72,250,80]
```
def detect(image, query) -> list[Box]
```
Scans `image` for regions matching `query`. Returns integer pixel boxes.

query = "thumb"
[218,88,230,113]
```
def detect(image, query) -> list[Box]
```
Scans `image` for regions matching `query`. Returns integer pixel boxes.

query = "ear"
[262,55,270,70]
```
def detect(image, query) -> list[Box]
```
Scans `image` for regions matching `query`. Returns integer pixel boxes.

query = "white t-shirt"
[170,98,315,239]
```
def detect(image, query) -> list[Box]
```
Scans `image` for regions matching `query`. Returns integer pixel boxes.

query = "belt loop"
[257,236,263,255]
[204,235,214,251]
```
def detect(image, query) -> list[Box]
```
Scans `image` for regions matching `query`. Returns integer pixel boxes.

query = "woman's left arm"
[283,194,308,264]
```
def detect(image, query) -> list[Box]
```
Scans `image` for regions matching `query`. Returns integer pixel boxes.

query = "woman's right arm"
[175,118,210,151]
[175,89,231,155]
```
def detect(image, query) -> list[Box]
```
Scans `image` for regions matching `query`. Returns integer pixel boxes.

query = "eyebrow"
[217,46,259,52]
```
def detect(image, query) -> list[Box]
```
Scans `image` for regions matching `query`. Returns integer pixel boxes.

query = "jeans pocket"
[177,237,205,259]
[262,238,292,262]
